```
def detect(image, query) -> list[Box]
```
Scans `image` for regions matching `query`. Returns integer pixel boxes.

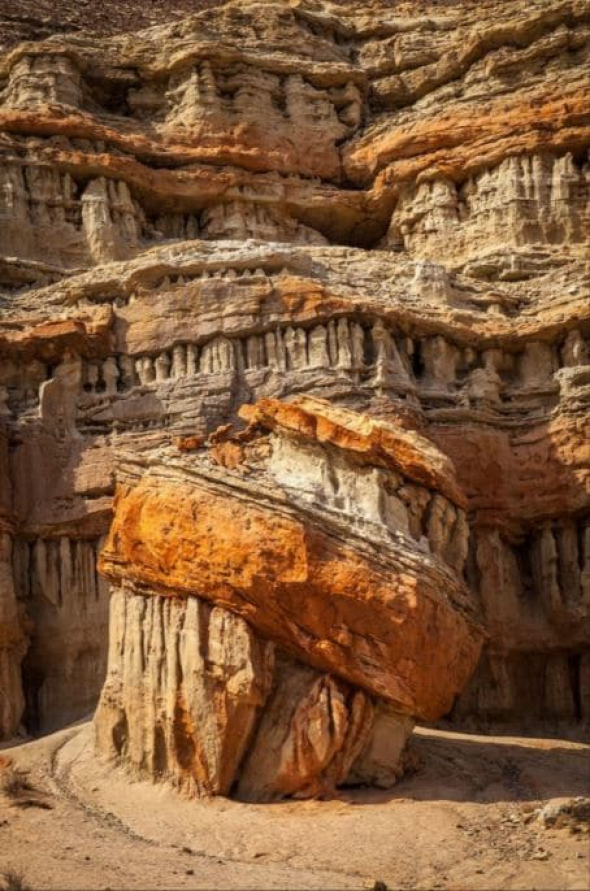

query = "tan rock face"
[0,0,588,764]
[95,589,275,796]
[95,588,415,801]
[236,656,375,803]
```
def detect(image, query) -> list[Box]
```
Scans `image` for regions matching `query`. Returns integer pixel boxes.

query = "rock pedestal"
[94,397,483,799]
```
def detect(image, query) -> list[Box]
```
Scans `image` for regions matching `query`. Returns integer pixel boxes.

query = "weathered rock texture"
[94,397,481,797]
[0,0,588,754]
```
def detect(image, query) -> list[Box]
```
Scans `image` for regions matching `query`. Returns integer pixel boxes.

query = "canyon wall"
[0,0,588,758]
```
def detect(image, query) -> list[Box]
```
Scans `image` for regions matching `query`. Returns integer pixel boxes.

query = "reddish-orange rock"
[0,309,113,363]
[240,396,468,508]
[100,480,482,721]
[345,92,590,189]
[431,410,590,530]
[100,398,484,722]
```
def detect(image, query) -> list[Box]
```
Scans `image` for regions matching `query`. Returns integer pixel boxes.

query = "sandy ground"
[0,722,588,891]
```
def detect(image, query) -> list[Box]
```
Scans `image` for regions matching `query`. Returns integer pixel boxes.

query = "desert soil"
[1,723,588,891]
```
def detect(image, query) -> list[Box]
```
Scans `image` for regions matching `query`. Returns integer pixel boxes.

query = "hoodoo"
[94,397,483,798]
[0,0,588,799]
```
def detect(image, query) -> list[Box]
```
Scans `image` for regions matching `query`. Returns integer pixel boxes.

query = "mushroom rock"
[94,397,484,799]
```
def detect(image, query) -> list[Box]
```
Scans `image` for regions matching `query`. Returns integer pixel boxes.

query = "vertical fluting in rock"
[0,0,588,743]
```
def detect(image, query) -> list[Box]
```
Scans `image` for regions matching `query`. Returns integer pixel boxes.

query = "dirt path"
[1,723,588,890]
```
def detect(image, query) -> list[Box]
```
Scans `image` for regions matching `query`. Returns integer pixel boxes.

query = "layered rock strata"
[0,0,588,743]
[94,397,482,798]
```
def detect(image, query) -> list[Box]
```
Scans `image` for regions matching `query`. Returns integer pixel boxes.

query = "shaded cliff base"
[1,722,588,891]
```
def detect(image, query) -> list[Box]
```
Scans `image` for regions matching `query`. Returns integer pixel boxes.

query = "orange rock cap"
[240,396,467,509]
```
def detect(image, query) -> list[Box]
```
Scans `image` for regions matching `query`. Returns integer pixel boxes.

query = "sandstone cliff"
[0,0,588,775]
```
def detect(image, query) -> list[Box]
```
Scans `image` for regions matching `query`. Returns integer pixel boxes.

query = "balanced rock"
[94,396,483,799]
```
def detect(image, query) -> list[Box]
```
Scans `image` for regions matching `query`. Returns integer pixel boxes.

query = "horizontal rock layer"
[0,0,588,743]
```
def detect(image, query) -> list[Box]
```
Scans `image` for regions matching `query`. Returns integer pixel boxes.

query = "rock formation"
[0,0,588,784]
[94,397,482,797]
